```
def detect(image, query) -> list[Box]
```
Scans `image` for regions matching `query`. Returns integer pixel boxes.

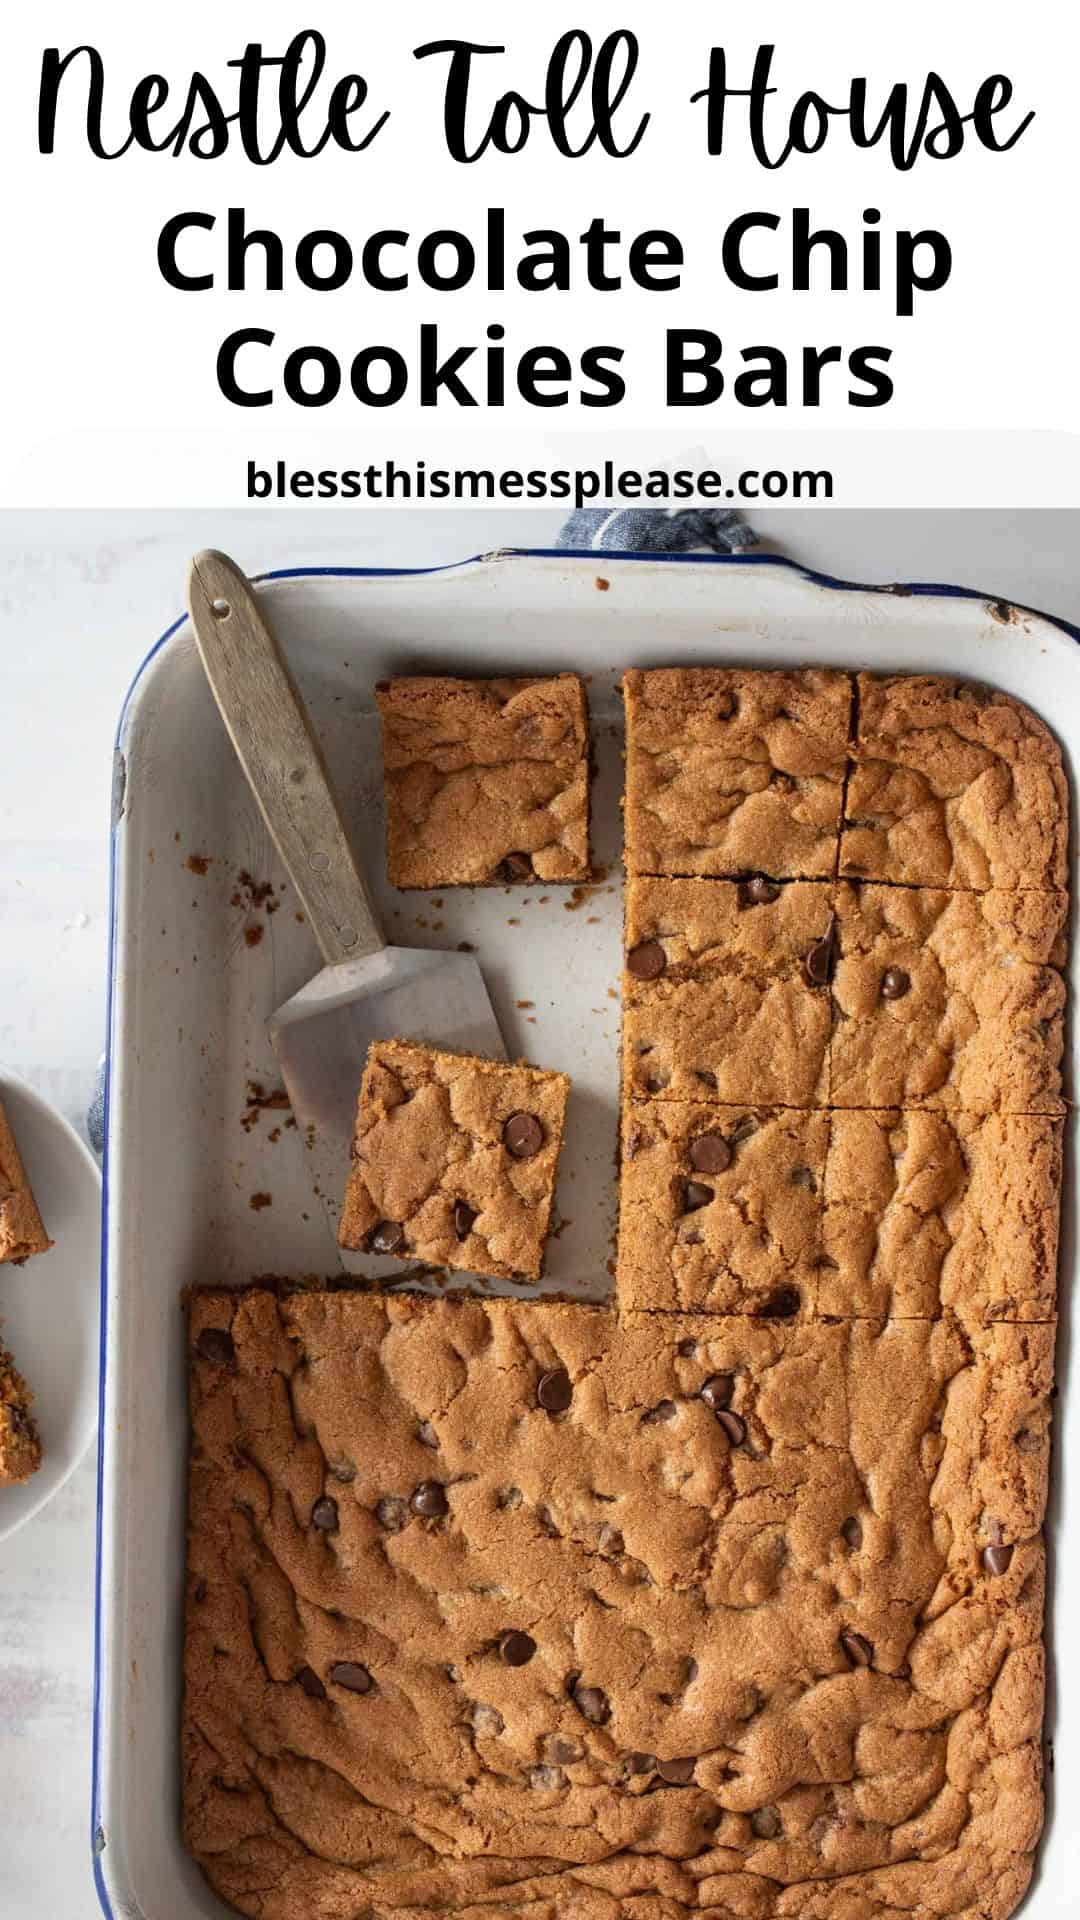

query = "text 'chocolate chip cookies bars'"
[183,667,1066,1920]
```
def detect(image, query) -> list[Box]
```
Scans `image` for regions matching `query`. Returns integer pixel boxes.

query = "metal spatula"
[187,550,506,1236]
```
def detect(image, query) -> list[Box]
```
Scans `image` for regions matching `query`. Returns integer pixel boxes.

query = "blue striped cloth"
[556,506,757,554]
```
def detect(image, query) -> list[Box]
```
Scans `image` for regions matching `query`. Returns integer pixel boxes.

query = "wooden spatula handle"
[187,549,383,966]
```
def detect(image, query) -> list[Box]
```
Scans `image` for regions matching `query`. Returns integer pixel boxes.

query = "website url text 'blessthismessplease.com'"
[247,458,834,508]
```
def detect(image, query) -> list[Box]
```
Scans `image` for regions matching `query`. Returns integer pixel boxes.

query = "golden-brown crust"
[616,1102,1062,1334]
[617,1102,828,1316]
[183,1292,1050,1920]
[622,878,835,1108]
[623,667,851,881]
[831,883,1067,1113]
[822,1109,1062,1324]
[377,675,590,888]
[0,1098,51,1264]
[195,664,1064,1919]
[842,673,1069,892]
[0,1338,42,1485]
[338,1042,569,1281]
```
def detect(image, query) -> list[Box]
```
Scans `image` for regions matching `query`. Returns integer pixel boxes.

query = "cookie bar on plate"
[0,1097,50,1264]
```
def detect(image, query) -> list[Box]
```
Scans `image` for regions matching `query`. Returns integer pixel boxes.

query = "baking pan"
[92,551,1079,1919]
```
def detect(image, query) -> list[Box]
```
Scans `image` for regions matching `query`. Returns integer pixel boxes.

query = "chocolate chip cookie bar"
[622,876,836,1107]
[338,1040,569,1281]
[0,1338,42,1485]
[183,1287,1052,1920]
[617,1101,828,1317]
[618,1100,1061,1331]
[377,674,590,888]
[841,673,1069,891]
[623,666,851,881]
[0,1098,50,1264]
[823,1109,1062,1324]
[830,881,1067,1113]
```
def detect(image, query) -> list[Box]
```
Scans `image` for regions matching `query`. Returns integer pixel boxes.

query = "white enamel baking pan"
[93,551,1079,1920]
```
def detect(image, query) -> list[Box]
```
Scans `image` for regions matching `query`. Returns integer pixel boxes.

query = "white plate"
[0,1069,101,1542]
[94,552,1079,1920]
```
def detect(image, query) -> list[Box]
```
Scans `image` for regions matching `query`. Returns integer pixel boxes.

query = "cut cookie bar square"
[622,876,836,1107]
[823,1109,1062,1325]
[338,1040,569,1281]
[0,1098,51,1264]
[830,882,1067,1113]
[840,673,1068,891]
[0,1338,42,1486]
[616,1101,828,1316]
[183,1289,1052,1920]
[623,666,850,880]
[377,673,590,887]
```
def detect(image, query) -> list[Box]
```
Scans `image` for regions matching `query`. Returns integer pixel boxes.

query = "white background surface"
[1,503,1079,1918]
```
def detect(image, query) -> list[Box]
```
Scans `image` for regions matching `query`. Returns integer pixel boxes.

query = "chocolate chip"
[839,1630,874,1669]
[701,1373,734,1412]
[657,1755,696,1785]
[572,1683,609,1725]
[803,916,838,988]
[626,1751,656,1775]
[983,1542,1014,1576]
[841,1516,863,1550]
[311,1497,339,1532]
[751,1805,782,1839]
[694,1068,718,1090]
[880,966,911,1001]
[598,1524,624,1556]
[741,875,781,907]
[296,1665,326,1700]
[642,1400,677,1424]
[195,1327,235,1366]
[716,1409,747,1446]
[329,1661,372,1694]
[411,1480,448,1519]
[627,938,666,980]
[453,1199,478,1240]
[758,1287,800,1320]
[528,1764,566,1791]
[689,1132,731,1175]
[469,1701,503,1735]
[681,1179,713,1214]
[369,1220,405,1255]
[504,1111,544,1158]
[499,1630,536,1667]
[548,1737,582,1765]
[537,1368,573,1413]
[498,851,533,882]
[376,1496,408,1532]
